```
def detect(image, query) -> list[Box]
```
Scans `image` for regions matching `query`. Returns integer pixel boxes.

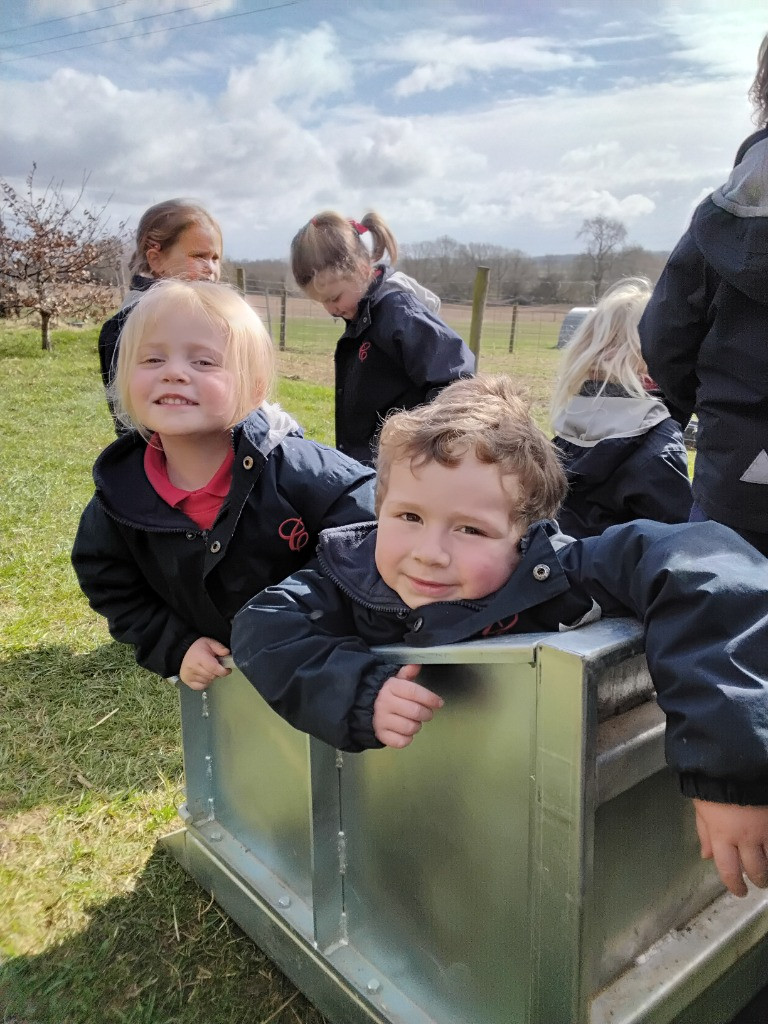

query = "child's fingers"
[739,843,768,890]
[208,639,231,657]
[710,841,748,897]
[694,803,713,859]
[390,676,444,710]
[395,663,421,682]
[376,727,415,749]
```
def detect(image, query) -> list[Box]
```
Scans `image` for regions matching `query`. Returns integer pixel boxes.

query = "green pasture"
[0,311,683,1023]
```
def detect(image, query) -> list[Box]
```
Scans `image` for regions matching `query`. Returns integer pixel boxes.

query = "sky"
[0,0,766,262]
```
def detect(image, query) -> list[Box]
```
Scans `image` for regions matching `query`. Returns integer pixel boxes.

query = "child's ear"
[146,246,164,275]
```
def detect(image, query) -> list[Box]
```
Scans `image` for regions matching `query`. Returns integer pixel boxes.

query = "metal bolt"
[209,831,222,842]
[277,895,291,909]
[366,979,381,994]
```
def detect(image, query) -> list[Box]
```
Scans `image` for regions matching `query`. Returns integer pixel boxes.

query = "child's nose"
[413,530,450,565]
[162,359,190,381]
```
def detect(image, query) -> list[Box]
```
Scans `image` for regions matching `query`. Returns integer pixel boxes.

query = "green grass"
[0,311,564,1023]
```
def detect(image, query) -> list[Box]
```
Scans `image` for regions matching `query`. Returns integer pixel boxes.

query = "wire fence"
[241,277,572,360]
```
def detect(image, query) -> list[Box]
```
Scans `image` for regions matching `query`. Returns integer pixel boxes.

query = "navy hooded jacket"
[72,406,375,679]
[232,518,768,806]
[552,381,692,538]
[639,132,768,535]
[333,269,475,465]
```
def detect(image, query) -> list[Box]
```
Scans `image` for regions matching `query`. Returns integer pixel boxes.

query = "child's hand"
[179,637,232,690]
[693,798,768,897]
[373,664,444,748]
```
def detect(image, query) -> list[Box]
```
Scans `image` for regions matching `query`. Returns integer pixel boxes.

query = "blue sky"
[1,0,765,261]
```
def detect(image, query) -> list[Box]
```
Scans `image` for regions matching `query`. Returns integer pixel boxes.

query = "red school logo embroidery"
[480,614,519,637]
[358,341,371,361]
[278,517,309,551]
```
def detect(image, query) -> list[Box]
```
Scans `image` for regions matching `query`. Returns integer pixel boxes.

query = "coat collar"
[316,519,574,644]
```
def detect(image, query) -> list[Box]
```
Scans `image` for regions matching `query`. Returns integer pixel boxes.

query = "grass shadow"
[0,844,327,1024]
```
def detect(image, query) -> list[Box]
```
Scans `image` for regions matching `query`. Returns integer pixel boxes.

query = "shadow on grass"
[0,844,327,1024]
[2,642,183,814]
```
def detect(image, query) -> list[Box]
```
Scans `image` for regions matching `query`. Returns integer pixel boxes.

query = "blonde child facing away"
[233,373,768,898]
[73,278,375,690]
[99,198,223,433]
[290,210,475,465]
[550,277,691,539]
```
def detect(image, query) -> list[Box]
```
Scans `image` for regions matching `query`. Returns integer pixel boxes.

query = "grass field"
[0,311,565,1024]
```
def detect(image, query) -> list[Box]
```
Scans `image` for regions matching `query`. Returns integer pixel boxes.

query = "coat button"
[242,456,254,470]
[185,531,195,540]
[210,540,221,554]
[412,616,424,631]
[532,563,550,581]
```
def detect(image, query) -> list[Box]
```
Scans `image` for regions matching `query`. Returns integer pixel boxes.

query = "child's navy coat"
[72,406,375,679]
[232,518,768,806]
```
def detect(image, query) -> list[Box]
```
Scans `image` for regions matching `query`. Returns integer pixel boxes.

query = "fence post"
[236,267,245,296]
[279,285,287,351]
[263,286,274,340]
[508,303,518,354]
[469,265,490,370]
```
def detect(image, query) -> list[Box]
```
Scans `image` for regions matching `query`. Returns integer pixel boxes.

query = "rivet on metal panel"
[209,830,222,842]
[366,979,381,994]
[277,895,292,909]
[201,692,210,718]
[205,755,213,779]
[207,797,215,820]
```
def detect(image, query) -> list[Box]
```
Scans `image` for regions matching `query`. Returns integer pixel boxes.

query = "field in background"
[0,306,563,1024]
[248,295,567,427]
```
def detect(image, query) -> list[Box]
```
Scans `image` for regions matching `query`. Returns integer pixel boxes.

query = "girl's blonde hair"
[112,279,274,436]
[549,277,652,422]
[749,33,768,127]
[376,374,567,528]
[129,198,223,277]
[290,210,398,292]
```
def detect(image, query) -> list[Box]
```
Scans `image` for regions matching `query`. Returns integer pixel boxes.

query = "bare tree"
[577,216,628,299]
[0,164,124,350]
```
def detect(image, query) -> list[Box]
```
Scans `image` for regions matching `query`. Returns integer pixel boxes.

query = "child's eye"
[140,356,163,364]
[399,512,421,523]
[458,525,484,536]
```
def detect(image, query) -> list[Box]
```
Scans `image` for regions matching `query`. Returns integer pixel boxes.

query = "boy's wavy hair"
[549,276,652,423]
[290,210,397,292]
[111,279,274,437]
[375,374,567,527]
[129,198,223,277]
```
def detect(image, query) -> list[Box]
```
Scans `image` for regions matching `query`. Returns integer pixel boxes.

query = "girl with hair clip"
[290,210,475,465]
[550,277,692,539]
[73,279,375,691]
[99,198,223,433]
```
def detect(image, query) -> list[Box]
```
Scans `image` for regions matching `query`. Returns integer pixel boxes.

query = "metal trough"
[162,618,768,1024]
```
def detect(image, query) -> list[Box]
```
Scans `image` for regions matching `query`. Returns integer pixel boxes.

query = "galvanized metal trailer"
[163,619,768,1024]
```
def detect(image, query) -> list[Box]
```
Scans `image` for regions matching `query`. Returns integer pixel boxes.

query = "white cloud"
[0,2,763,258]
[390,32,593,97]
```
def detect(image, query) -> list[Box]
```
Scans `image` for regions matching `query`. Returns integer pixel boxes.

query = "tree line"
[232,218,669,307]
[1,163,668,351]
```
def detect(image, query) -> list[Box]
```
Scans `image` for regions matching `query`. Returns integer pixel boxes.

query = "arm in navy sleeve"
[277,438,376,534]
[638,232,716,427]
[376,293,475,396]
[558,519,768,802]
[71,499,201,678]
[231,565,397,752]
